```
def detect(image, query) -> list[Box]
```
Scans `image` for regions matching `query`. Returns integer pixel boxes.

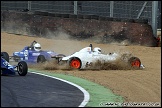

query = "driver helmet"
[93,47,102,54]
[34,43,41,51]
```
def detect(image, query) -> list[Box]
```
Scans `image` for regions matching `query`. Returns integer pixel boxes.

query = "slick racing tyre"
[37,55,46,63]
[1,52,9,62]
[69,57,82,69]
[57,54,66,63]
[128,57,141,69]
[17,61,28,76]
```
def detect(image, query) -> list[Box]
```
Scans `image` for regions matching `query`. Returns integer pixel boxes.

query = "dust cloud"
[1,32,161,103]
[28,53,136,71]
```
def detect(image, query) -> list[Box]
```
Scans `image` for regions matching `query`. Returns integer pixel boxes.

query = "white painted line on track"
[29,71,90,107]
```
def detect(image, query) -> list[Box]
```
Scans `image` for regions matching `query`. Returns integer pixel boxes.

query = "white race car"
[60,44,145,69]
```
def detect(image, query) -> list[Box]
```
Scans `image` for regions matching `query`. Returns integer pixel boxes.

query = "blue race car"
[1,52,28,76]
[10,41,65,64]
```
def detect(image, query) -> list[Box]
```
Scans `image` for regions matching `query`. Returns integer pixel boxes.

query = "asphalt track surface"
[1,72,85,107]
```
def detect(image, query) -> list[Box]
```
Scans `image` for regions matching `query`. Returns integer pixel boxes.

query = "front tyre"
[17,61,28,76]
[37,55,46,63]
[69,57,82,69]
[1,52,9,62]
[55,54,66,63]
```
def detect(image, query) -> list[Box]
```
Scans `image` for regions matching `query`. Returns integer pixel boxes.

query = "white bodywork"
[61,46,145,69]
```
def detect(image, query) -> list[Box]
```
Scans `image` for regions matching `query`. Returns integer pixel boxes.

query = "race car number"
[3,61,8,66]
[24,50,28,56]
[32,53,40,56]
[24,50,28,60]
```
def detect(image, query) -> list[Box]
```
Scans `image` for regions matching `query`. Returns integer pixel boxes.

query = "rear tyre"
[17,61,28,76]
[69,57,82,69]
[37,55,46,63]
[128,57,141,69]
[1,52,9,62]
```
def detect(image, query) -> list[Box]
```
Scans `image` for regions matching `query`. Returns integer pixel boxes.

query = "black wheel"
[17,61,28,76]
[128,57,141,69]
[55,54,66,63]
[37,55,46,63]
[69,57,82,69]
[1,52,9,62]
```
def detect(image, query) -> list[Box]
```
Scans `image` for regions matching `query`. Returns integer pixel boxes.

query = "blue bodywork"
[12,46,58,64]
[1,57,16,75]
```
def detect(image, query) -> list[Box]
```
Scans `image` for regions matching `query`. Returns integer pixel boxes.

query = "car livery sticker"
[32,53,40,56]
[24,50,28,56]
[20,52,24,54]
